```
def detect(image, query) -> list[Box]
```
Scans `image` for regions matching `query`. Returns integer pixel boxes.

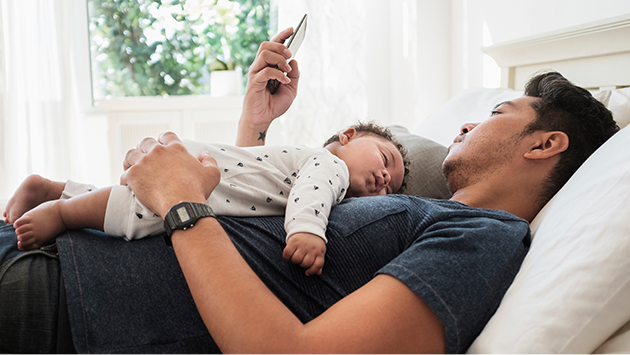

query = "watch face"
[176,205,192,223]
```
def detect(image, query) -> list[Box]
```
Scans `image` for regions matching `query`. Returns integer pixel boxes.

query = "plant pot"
[210,70,243,97]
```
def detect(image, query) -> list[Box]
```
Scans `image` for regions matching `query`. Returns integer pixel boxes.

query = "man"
[0,28,619,353]
[115,30,618,352]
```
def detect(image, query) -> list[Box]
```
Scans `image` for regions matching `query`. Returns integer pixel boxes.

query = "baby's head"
[324,122,410,197]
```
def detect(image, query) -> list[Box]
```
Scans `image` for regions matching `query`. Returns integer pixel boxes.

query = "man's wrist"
[163,202,216,246]
[170,216,219,245]
[237,118,271,146]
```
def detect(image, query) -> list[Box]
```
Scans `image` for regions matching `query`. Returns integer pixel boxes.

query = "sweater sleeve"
[284,150,349,243]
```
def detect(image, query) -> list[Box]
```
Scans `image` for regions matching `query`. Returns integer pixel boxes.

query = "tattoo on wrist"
[258,130,266,141]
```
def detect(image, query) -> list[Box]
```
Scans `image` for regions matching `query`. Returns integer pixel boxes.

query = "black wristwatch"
[163,202,216,246]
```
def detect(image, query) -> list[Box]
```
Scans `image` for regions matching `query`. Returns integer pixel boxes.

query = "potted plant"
[185,0,243,96]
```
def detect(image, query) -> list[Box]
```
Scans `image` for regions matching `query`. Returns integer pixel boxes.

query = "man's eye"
[491,110,500,116]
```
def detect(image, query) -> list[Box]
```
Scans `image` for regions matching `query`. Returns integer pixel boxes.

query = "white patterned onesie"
[62,139,349,244]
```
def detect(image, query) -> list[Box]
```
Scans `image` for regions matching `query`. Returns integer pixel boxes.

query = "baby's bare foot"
[14,200,68,251]
[4,174,64,224]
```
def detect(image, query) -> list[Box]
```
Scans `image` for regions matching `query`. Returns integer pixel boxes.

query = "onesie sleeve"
[284,150,349,242]
[61,180,99,199]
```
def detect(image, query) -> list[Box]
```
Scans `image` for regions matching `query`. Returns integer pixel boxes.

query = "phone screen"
[286,14,307,57]
[267,14,308,94]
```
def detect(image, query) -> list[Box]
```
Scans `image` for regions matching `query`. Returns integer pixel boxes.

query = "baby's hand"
[282,232,326,276]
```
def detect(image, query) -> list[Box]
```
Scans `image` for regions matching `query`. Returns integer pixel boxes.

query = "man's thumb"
[198,151,218,167]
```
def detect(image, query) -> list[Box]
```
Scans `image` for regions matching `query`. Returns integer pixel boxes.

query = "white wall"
[365,0,451,130]
[373,0,630,129]
[452,0,630,95]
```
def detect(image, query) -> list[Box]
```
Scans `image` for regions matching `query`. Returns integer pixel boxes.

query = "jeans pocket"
[0,242,59,281]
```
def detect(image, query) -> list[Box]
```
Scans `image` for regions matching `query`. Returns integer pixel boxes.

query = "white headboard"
[483,13,630,91]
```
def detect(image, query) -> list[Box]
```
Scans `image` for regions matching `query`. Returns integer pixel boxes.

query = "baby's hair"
[323,121,410,194]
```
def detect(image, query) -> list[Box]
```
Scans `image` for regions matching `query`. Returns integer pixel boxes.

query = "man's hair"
[522,71,619,205]
[323,122,410,194]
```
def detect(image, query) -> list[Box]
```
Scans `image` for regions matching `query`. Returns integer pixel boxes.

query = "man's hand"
[120,132,220,217]
[237,27,301,147]
[282,232,326,276]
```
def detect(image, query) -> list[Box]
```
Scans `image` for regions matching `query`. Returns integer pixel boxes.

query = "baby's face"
[341,135,405,198]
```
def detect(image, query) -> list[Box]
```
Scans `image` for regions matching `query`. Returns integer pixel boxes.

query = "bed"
[1,13,629,354]
[393,13,630,354]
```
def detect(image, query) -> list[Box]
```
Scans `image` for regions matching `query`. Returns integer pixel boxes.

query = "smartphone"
[267,14,308,95]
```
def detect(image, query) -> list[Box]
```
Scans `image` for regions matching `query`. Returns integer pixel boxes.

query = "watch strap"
[163,202,216,246]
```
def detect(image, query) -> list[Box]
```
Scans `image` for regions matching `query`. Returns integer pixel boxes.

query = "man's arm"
[236,28,301,147]
[174,221,445,353]
[121,132,445,353]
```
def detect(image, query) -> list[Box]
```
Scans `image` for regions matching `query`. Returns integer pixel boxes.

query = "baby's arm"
[283,150,350,275]
[282,232,326,276]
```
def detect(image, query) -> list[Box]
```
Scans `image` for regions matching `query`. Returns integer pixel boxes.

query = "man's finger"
[158,131,182,145]
[198,151,218,167]
[123,148,143,171]
[119,169,128,186]
[249,50,292,78]
[271,27,294,44]
[136,137,158,154]
[287,59,300,80]
[255,40,292,59]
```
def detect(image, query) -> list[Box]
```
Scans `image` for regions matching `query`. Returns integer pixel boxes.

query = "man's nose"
[460,122,480,134]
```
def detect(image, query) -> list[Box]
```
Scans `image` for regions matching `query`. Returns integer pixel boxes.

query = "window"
[87,0,275,99]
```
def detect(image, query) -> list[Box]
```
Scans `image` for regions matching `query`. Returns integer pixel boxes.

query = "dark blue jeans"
[0,222,75,353]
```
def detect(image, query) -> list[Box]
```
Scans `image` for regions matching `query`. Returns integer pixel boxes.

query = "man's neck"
[449,182,541,223]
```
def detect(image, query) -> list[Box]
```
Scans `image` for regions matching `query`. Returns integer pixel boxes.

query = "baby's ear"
[339,128,357,145]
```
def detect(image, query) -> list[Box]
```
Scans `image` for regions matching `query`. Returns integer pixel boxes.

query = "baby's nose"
[382,170,391,185]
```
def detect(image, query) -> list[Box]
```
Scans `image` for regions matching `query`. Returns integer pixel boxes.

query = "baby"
[4,122,408,275]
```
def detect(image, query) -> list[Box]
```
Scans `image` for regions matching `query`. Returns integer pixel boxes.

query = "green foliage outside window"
[87,0,275,98]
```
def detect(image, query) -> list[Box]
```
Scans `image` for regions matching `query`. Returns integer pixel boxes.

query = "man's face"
[442,96,541,193]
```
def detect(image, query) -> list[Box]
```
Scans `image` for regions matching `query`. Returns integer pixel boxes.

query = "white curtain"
[276,1,368,147]
[0,0,85,200]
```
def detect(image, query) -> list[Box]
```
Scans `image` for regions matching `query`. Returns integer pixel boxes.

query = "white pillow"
[608,87,630,129]
[592,88,630,129]
[414,87,629,148]
[595,319,630,354]
[468,124,630,353]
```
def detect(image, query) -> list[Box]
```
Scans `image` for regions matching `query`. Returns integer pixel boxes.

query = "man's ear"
[524,131,569,160]
[338,128,357,145]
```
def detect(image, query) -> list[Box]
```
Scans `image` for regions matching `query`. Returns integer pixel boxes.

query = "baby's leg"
[14,187,111,251]
[3,174,66,224]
